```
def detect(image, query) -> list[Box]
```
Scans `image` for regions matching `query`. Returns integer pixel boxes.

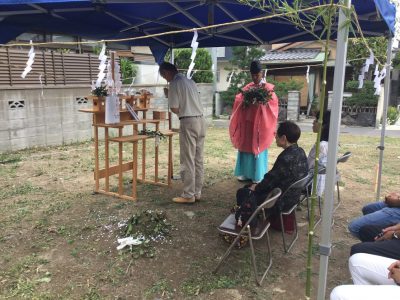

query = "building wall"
[0,83,213,152]
[216,61,232,92]
[134,63,165,85]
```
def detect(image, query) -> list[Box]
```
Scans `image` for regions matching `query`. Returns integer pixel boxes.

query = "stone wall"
[287,91,300,121]
[0,83,213,152]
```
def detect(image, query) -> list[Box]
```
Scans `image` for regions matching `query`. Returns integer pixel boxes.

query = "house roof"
[260,49,323,65]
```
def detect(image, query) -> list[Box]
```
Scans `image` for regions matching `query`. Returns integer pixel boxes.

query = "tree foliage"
[393,52,400,69]
[170,48,213,83]
[219,46,264,107]
[346,37,388,79]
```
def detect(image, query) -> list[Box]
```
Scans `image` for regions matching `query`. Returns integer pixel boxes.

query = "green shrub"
[219,72,250,107]
[345,80,378,106]
[387,106,400,125]
[267,77,304,100]
[172,48,213,83]
[120,58,137,84]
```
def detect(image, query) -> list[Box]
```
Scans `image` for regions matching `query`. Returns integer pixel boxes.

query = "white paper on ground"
[116,236,143,250]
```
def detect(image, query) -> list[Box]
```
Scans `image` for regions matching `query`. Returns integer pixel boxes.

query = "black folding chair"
[214,188,282,285]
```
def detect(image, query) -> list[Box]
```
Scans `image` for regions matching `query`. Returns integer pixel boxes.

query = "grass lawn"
[0,127,399,299]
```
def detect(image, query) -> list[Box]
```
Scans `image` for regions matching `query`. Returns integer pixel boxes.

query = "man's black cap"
[250,60,262,74]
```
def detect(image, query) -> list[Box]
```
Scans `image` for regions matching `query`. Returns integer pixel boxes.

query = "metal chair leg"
[313,195,322,229]
[334,181,341,212]
[248,226,272,286]
[214,232,245,274]
[280,210,299,253]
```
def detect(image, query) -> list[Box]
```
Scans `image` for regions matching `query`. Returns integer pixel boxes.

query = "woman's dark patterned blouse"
[255,144,308,212]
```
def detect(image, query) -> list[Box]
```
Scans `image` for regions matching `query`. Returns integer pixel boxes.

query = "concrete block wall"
[0,83,213,152]
[0,86,93,151]
[287,91,300,121]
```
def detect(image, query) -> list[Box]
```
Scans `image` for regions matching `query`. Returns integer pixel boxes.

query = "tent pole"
[376,36,393,200]
[170,46,174,64]
[316,0,351,299]
[211,47,219,116]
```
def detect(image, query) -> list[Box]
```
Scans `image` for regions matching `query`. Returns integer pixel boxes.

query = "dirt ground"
[1,127,400,299]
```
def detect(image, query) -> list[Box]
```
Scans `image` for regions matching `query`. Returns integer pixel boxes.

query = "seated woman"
[330,253,400,300]
[244,121,308,216]
[307,110,330,197]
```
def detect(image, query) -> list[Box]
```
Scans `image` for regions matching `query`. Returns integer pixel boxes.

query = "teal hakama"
[234,150,268,182]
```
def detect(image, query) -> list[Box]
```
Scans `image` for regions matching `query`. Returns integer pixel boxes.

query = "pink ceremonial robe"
[229,82,279,155]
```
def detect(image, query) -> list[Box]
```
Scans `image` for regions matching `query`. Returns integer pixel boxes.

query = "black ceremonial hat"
[250,61,262,74]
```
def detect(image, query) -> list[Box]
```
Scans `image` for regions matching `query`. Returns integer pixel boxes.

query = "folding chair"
[311,151,352,227]
[214,188,282,286]
[303,166,326,228]
[278,173,313,253]
[335,151,352,211]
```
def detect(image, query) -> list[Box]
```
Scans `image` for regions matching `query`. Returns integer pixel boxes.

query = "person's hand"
[163,87,169,98]
[375,223,400,241]
[385,192,400,207]
[375,230,394,241]
[388,261,400,284]
[382,223,400,233]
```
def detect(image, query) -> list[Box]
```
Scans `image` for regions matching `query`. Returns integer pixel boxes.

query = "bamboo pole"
[305,1,335,297]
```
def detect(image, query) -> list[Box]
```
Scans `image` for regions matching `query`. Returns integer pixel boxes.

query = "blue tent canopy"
[0,0,396,63]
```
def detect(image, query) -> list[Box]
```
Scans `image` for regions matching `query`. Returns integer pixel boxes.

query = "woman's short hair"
[277,121,301,143]
[159,62,178,73]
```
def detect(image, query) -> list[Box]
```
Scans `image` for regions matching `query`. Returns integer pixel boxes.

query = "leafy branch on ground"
[120,210,173,258]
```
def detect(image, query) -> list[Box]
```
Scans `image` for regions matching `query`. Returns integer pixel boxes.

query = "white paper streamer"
[264,68,268,79]
[96,43,107,87]
[187,62,195,79]
[374,65,387,95]
[105,59,123,94]
[389,0,400,49]
[228,72,234,85]
[374,64,379,77]
[21,40,35,78]
[187,30,198,79]
[367,50,374,67]
[358,72,364,89]
[306,65,310,83]
[358,50,374,89]
[380,67,387,80]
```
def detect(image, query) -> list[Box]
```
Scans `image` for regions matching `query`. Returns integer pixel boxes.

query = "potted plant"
[89,85,108,111]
